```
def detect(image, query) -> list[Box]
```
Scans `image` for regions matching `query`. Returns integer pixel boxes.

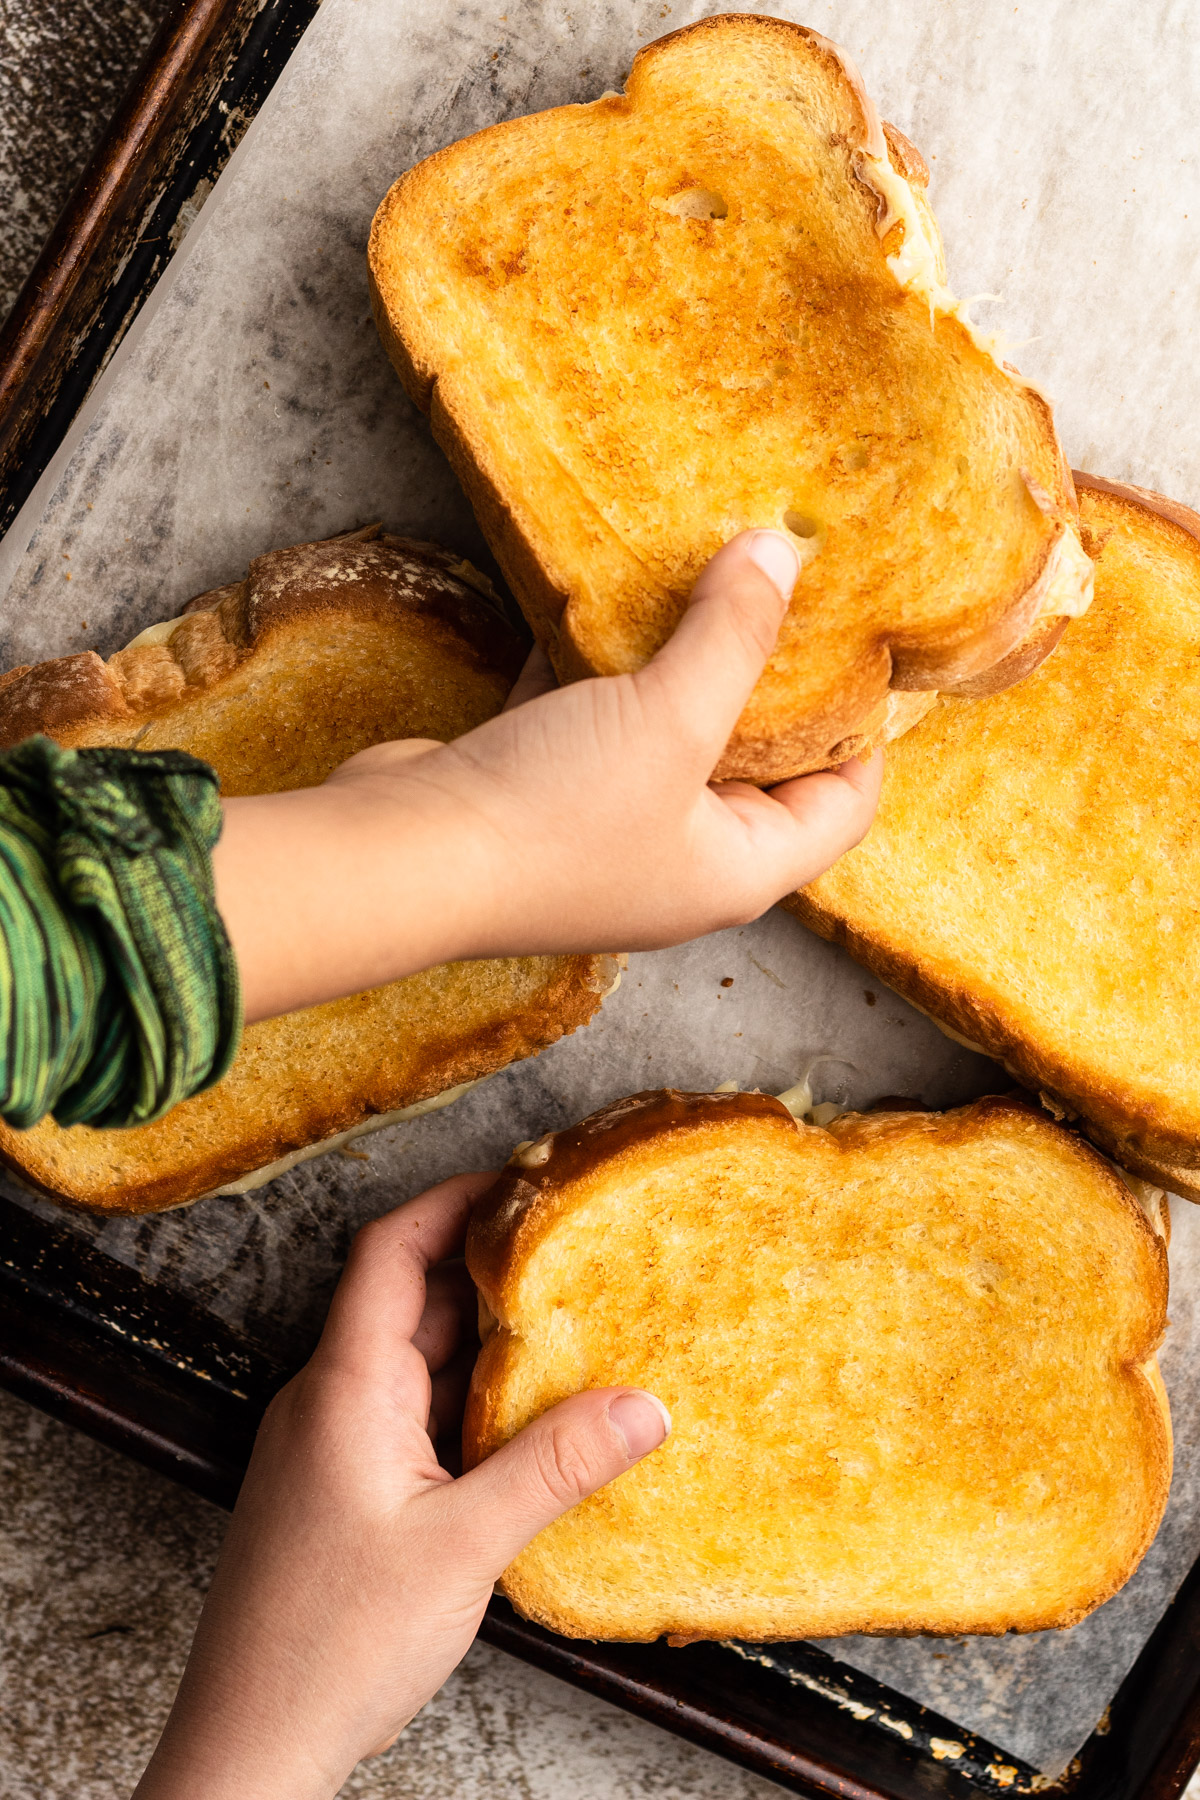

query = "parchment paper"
[2,0,1199,1778]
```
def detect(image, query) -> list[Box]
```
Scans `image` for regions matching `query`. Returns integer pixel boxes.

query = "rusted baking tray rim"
[0,0,321,539]
[0,4,1197,1795]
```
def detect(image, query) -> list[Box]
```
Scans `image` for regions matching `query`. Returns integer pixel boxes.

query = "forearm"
[213,776,492,1024]
[133,1585,371,1800]
[134,1703,339,1800]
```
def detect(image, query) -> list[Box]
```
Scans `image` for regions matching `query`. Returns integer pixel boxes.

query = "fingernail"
[747,530,800,600]
[607,1390,672,1459]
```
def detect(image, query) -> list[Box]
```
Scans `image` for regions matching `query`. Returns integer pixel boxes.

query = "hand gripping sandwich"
[369,14,1092,783]
[788,476,1200,1199]
[464,1089,1170,1642]
[0,528,616,1213]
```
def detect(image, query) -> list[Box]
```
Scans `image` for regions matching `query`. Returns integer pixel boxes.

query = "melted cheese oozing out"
[856,152,1005,359]
[775,1069,1168,1234]
[922,1013,993,1058]
[508,1072,849,1175]
[1119,1171,1169,1238]
[512,1133,553,1169]
[1034,524,1096,620]
[857,149,1093,629]
[123,613,189,651]
[205,1079,484,1197]
[504,1076,1170,1239]
[712,1077,853,1128]
[797,1004,1170,1236]
[209,965,624,1198]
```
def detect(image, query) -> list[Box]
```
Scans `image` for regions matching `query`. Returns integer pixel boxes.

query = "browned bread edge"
[466,1088,790,1307]
[787,471,1200,1197]
[464,1088,1171,1639]
[0,525,524,751]
[0,955,619,1214]
[369,14,1082,784]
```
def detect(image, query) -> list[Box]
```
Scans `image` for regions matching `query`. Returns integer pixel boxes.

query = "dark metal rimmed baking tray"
[0,5,1198,1795]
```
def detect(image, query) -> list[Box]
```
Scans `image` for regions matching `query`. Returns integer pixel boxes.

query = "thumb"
[447,1388,671,1581]
[637,529,800,757]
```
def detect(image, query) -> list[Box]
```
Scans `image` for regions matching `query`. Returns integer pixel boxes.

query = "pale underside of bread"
[788,477,1200,1199]
[0,528,612,1214]
[465,1090,1169,1642]
[369,13,1087,783]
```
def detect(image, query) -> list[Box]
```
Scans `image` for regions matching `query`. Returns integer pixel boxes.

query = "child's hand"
[215,530,882,1019]
[133,1176,669,1800]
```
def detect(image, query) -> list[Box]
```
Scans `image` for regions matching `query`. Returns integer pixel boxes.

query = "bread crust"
[937,611,1068,699]
[788,473,1200,1197]
[0,525,523,751]
[784,880,1200,1198]
[465,1090,1170,1641]
[0,954,618,1214]
[369,13,1085,783]
[0,529,612,1213]
[468,1088,791,1303]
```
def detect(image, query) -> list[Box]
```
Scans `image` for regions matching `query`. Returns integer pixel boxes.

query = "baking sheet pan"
[1,0,1198,1786]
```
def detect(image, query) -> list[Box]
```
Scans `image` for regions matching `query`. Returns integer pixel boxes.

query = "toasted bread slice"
[465,1090,1169,1642]
[0,528,615,1213]
[788,476,1200,1198]
[369,15,1090,783]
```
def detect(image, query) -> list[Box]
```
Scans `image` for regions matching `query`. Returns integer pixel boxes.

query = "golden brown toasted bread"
[788,476,1200,1199]
[465,1090,1170,1642]
[0,528,615,1214]
[369,14,1090,783]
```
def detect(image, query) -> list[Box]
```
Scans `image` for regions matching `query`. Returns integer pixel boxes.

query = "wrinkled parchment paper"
[2,0,1199,1777]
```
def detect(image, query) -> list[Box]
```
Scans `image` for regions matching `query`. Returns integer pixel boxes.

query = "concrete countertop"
[0,7,777,1794]
[0,1391,778,1798]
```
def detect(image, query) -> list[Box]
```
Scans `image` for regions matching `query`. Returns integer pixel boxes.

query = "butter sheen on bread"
[370,14,1090,782]
[789,477,1200,1199]
[465,1090,1169,1642]
[0,528,615,1214]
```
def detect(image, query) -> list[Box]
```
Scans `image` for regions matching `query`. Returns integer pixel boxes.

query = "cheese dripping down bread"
[370,13,1091,783]
[0,527,618,1214]
[788,475,1200,1200]
[465,1089,1170,1642]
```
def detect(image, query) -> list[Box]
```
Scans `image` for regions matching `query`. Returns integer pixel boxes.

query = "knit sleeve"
[0,736,242,1130]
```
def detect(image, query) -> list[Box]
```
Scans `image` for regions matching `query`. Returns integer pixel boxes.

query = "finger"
[765,748,884,856]
[317,1172,497,1373]
[411,1262,476,1374]
[636,529,799,758]
[326,737,445,782]
[502,644,559,712]
[428,1343,477,1446]
[444,1388,671,1580]
[714,750,884,892]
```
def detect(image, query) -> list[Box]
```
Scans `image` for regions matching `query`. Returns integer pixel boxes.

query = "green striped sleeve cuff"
[0,737,242,1131]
